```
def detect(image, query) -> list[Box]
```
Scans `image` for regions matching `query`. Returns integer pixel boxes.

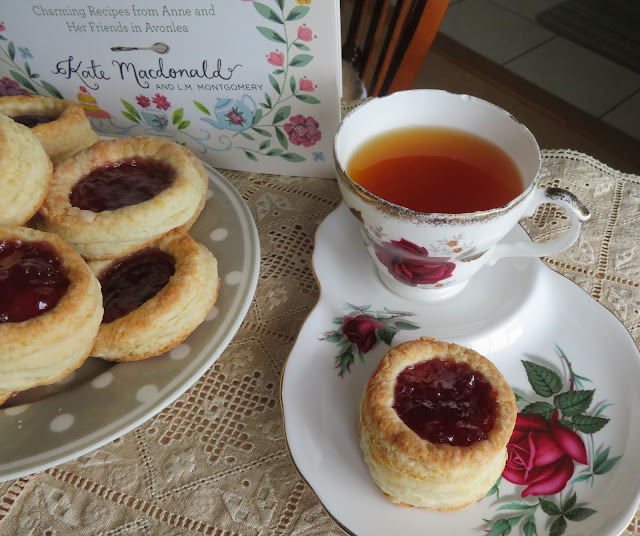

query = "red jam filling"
[69,157,175,212]
[99,247,175,324]
[392,357,498,447]
[12,114,54,128]
[0,239,70,323]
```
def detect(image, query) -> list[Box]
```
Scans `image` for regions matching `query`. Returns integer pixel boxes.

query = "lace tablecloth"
[1,136,639,534]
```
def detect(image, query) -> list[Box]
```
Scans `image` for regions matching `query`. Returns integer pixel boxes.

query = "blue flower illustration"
[18,47,33,59]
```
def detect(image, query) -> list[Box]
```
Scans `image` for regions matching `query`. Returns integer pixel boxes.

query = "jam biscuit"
[39,136,208,260]
[0,226,103,403]
[359,337,517,510]
[0,95,99,164]
[88,231,219,362]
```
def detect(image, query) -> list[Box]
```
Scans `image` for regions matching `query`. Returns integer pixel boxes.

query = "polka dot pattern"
[170,344,191,360]
[50,414,74,432]
[3,405,28,416]
[136,385,159,403]
[210,228,229,241]
[92,372,114,389]
[225,271,243,285]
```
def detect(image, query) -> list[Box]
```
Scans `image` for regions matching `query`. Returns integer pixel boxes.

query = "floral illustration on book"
[0,22,63,99]
[483,345,620,536]
[193,0,322,164]
[120,93,191,134]
[320,303,419,376]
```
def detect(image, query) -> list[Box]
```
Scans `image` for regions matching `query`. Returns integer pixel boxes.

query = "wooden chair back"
[341,0,450,96]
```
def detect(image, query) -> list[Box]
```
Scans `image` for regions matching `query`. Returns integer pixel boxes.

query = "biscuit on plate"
[0,226,103,404]
[0,95,98,164]
[88,231,219,362]
[39,136,208,260]
[0,113,52,226]
[360,337,516,510]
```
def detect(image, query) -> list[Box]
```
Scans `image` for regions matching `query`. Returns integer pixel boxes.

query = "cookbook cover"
[0,0,342,177]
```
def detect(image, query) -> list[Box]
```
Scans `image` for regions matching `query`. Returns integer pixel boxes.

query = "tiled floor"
[439,0,640,141]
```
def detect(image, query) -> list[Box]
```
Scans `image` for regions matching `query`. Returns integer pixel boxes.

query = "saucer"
[281,203,640,536]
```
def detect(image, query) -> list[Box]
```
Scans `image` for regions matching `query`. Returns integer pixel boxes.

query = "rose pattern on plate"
[320,303,419,376]
[373,237,456,287]
[483,345,621,536]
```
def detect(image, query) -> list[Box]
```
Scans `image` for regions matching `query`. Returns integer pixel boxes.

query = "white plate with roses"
[281,204,640,536]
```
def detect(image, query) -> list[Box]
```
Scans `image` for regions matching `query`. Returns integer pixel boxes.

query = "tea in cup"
[334,90,590,302]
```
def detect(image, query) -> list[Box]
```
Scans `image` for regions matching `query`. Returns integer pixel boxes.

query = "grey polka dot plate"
[0,163,260,482]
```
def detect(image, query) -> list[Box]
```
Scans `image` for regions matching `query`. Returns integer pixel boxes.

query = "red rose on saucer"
[341,314,385,353]
[374,238,455,286]
[503,411,588,497]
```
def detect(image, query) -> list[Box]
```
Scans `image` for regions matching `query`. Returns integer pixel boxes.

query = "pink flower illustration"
[136,95,151,108]
[225,108,246,127]
[266,51,284,67]
[0,22,5,32]
[297,25,314,42]
[299,77,315,92]
[503,411,588,497]
[341,314,386,353]
[152,93,171,110]
[374,238,455,286]
[0,77,29,97]
[283,115,321,147]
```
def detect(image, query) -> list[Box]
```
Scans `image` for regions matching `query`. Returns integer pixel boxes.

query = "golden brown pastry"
[88,231,219,362]
[39,136,208,260]
[0,226,103,403]
[0,113,52,226]
[0,95,98,164]
[360,337,516,510]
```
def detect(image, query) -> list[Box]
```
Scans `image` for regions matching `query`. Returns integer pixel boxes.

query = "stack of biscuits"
[0,95,220,405]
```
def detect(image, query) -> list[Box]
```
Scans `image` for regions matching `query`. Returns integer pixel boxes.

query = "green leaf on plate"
[594,455,622,475]
[376,327,397,346]
[521,401,556,421]
[549,516,567,536]
[554,390,594,416]
[539,498,561,516]
[393,320,420,330]
[522,361,563,397]
[564,507,596,521]
[571,414,609,434]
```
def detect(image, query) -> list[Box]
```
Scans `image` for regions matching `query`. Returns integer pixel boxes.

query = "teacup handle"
[485,187,590,266]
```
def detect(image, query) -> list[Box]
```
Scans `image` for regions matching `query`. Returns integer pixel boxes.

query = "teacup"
[334,89,590,302]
